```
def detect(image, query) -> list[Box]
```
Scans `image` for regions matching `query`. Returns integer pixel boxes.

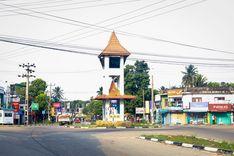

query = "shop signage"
[168,89,182,97]
[53,102,61,108]
[12,102,20,112]
[135,107,144,114]
[188,102,208,112]
[145,101,150,114]
[31,103,39,111]
[208,104,232,112]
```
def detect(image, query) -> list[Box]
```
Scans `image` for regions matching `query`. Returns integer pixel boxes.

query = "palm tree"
[182,64,197,88]
[194,74,207,87]
[97,87,103,95]
[52,86,64,101]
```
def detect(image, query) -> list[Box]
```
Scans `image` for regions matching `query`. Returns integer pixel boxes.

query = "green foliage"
[182,64,197,87]
[207,82,221,88]
[124,60,157,115]
[29,78,47,98]
[96,87,103,95]
[82,100,102,116]
[52,86,64,102]
[70,100,89,111]
[194,74,207,87]
[143,135,234,151]
[35,93,49,111]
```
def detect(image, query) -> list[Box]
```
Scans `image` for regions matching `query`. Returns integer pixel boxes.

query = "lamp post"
[18,63,36,125]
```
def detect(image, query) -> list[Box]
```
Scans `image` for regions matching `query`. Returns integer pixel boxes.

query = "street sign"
[135,107,144,114]
[31,103,39,111]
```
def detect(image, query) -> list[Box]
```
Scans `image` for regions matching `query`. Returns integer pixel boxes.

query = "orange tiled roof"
[99,31,130,57]
[95,81,135,100]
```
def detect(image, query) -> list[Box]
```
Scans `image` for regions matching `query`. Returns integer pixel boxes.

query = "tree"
[83,100,102,116]
[35,93,49,111]
[96,87,103,95]
[207,82,220,88]
[194,74,207,87]
[29,78,47,98]
[52,86,64,102]
[124,60,154,114]
[182,64,197,88]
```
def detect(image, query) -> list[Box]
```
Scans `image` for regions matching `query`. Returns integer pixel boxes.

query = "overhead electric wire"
[2,34,234,62]
[0,0,144,17]
[1,0,233,61]
[1,0,232,57]
[0,0,168,58]
[1,35,234,69]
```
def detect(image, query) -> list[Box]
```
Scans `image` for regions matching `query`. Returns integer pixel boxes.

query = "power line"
[2,0,232,57]
[0,0,144,16]
[1,36,234,68]
[0,0,168,58]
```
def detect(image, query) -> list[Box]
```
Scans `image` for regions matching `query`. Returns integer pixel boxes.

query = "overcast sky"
[0,0,234,100]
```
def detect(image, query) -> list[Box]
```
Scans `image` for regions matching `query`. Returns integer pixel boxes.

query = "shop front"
[185,102,208,124]
[208,103,233,125]
[167,107,186,125]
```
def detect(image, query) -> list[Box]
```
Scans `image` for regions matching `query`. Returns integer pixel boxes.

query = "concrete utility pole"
[18,63,36,126]
[151,75,154,124]
[48,83,55,121]
[142,90,145,120]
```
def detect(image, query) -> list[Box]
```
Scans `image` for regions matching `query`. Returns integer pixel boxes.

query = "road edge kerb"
[137,136,234,155]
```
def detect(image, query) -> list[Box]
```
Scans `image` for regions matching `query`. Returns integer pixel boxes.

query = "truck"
[57,113,73,125]
[0,110,14,125]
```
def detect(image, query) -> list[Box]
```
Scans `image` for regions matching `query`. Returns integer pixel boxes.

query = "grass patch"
[143,134,234,151]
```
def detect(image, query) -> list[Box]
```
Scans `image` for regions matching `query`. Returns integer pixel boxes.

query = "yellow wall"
[171,113,187,125]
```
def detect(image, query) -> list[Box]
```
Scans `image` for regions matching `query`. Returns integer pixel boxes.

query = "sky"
[0,0,234,100]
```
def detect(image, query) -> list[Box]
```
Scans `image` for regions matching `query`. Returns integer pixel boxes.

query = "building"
[95,32,135,122]
[158,87,234,125]
[0,86,5,108]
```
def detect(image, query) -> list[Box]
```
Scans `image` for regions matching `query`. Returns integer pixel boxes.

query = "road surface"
[0,125,232,156]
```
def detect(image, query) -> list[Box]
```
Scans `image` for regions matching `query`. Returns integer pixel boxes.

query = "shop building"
[208,103,233,125]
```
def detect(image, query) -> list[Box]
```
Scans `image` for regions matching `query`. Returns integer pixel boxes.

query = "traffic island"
[139,135,234,155]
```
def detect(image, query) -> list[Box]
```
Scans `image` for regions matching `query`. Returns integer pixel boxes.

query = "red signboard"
[12,102,20,112]
[208,104,232,112]
[53,102,61,108]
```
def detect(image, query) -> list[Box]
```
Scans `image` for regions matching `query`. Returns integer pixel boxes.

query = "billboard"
[188,102,208,112]
[135,107,144,114]
[145,101,150,114]
[53,102,61,108]
[208,104,232,112]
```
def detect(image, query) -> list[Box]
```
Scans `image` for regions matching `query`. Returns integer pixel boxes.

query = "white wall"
[182,94,234,108]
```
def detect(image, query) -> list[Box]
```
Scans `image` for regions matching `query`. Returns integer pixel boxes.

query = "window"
[5,113,12,117]
[214,97,225,101]
[109,57,120,68]
[0,113,2,117]
[192,97,202,102]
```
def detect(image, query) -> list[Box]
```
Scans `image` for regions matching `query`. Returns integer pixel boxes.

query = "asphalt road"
[0,125,232,156]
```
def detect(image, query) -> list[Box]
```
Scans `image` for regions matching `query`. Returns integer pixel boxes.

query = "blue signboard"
[190,102,208,108]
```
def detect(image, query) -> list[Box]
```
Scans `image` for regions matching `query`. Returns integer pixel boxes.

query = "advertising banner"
[168,89,182,97]
[31,103,39,111]
[187,102,208,112]
[145,101,150,114]
[53,102,61,108]
[12,102,20,112]
[208,104,232,112]
[135,107,144,114]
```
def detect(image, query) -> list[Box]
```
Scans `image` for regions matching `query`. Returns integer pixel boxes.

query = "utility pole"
[142,89,145,120]
[151,75,154,124]
[18,63,36,126]
[48,83,55,121]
